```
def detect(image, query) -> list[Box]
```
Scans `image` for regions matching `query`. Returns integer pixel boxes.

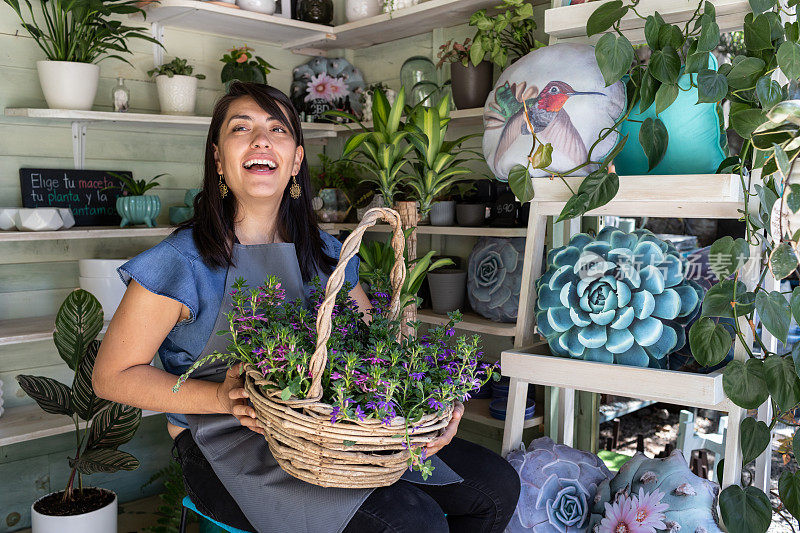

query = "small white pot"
[237,0,275,13]
[32,489,117,533]
[58,208,76,229]
[383,0,418,12]
[155,74,198,115]
[346,0,381,20]
[14,208,63,231]
[0,208,18,231]
[36,61,100,111]
[79,275,126,320]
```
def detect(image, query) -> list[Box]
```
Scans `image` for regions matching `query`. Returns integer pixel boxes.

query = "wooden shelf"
[4,108,340,139]
[545,0,750,44]
[531,174,744,219]
[0,403,162,447]
[502,345,730,411]
[0,316,110,346]
[417,309,517,336]
[321,223,527,237]
[463,397,542,430]
[0,226,175,242]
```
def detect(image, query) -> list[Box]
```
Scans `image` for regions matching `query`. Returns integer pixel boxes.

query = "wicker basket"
[243,207,454,488]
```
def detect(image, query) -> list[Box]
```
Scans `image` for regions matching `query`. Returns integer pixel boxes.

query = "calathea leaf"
[70,448,139,475]
[86,402,142,450]
[72,340,111,421]
[557,170,619,222]
[740,416,771,465]
[594,33,634,86]
[723,358,769,410]
[16,375,74,416]
[719,485,772,533]
[639,117,668,171]
[54,289,103,371]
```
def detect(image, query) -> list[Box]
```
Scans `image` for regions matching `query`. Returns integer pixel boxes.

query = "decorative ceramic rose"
[506,437,612,532]
[468,237,524,323]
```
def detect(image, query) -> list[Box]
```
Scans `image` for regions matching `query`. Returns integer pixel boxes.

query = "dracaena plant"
[3,0,162,64]
[403,96,482,217]
[16,290,141,503]
[326,87,413,205]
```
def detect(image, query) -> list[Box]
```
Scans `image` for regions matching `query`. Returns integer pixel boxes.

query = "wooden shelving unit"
[0,316,110,347]
[463,398,542,430]
[321,222,527,237]
[417,309,517,336]
[0,225,175,242]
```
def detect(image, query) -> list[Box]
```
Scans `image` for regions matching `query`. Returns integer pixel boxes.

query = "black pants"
[173,430,521,533]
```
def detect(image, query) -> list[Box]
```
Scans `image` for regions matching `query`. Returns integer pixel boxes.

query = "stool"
[180,495,251,533]
[675,409,727,483]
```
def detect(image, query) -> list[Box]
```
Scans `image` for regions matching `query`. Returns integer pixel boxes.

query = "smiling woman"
[91,82,520,533]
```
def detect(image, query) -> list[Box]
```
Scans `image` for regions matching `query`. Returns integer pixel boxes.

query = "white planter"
[155,74,198,115]
[32,489,117,533]
[78,259,127,279]
[237,0,275,13]
[0,208,17,231]
[383,0,418,12]
[79,275,126,320]
[14,208,63,231]
[36,61,100,111]
[346,0,381,20]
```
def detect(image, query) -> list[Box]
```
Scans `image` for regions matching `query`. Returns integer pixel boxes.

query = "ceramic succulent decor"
[468,237,524,323]
[505,437,612,532]
[589,451,723,533]
[536,226,704,368]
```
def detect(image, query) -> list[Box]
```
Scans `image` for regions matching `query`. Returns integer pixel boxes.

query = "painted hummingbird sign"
[483,43,626,181]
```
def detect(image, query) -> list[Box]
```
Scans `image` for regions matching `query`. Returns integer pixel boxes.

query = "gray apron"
[185,242,461,533]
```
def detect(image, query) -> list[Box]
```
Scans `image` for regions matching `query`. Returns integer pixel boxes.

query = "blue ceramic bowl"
[491,377,536,400]
[488,397,535,421]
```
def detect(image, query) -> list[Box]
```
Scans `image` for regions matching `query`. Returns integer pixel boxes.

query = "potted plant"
[310,154,361,222]
[427,264,468,315]
[359,82,397,120]
[403,95,481,223]
[455,181,486,227]
[220,46,275,89]
[107,173,164,228]
[4,0,161,110]
[436,38,493,110]
[467,0,545,69]
[147,58,206,115]
[17,289,141,533]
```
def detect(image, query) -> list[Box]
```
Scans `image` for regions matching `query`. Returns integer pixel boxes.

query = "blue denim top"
[116,227,360,428]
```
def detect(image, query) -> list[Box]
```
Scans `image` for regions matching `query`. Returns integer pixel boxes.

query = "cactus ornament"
[535,227,704,368]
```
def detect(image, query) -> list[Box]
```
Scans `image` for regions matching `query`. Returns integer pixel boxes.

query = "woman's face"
[213,96,304,203]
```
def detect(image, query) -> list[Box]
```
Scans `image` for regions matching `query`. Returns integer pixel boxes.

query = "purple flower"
[354,405,366,421]
[330,405,341,424]
[330,372,344,380]
[410,372,425,381]
[446,327,455,337]
[427,398,443,410]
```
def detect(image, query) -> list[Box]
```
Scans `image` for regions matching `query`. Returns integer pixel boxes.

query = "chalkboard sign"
[19,169,130,226]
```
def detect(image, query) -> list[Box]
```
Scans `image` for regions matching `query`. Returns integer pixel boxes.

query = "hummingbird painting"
[485,80,607,177]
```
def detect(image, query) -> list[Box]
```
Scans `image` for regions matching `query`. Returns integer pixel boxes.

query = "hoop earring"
[219,173,228,199]
[289,175,301,200]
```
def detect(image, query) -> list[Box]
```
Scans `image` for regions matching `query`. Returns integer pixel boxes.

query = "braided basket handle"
[306,207,407,401]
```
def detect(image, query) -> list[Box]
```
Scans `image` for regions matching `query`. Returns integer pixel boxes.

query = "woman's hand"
[216,364,265,435]
[426,401,464,456]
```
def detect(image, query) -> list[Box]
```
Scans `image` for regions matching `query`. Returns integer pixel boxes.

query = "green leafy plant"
[147,57,206,79]
[403,96,482,216]
[107,172,165,196]
[436,38,473,68]
[468,0,545,68]
[220,45,275,85]
[142,462,193,533]
[16,290,141,503]
[326,87,413,205]
[3,0,162,64]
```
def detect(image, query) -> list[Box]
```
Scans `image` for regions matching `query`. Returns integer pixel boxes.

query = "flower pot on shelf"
[31,488,117,533]
[236,0,275,13]
[36,61,100,110]
[427,269,467,315]
[345,0,380,21]
[155,74,198,115]
[450,60,493,110]
[456,203,485,226]
[429,200,455,226]
[116,194,161,227]
[315,188,350,223]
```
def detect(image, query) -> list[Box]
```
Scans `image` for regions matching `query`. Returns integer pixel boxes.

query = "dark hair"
[180,82,335,281]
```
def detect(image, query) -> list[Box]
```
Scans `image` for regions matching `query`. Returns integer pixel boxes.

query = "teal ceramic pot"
[315,188,350,222]
[117,194,161,227]
[184,188,202,207]
[169,206,194,225]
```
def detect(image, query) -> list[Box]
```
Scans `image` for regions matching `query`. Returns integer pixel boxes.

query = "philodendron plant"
[16,290,141,503]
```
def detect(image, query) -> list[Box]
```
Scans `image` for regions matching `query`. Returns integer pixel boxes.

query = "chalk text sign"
[19,169,130,226]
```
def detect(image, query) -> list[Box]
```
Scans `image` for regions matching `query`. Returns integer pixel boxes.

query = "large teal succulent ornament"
[535,227,704,367]
[589,451,723,533]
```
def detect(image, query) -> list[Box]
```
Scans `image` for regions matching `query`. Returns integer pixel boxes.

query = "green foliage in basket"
[16,290,141,504]
[107,172,165,196]
[3,0,162,64]
[147,57,206,79]
[174,276,497,478]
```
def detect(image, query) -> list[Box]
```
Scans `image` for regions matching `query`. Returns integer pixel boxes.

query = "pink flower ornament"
[631,488,667,531]
[598,495,638,533]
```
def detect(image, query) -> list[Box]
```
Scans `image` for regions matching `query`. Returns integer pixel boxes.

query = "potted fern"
[148,58,206,115]
[17,290,141,533]
[107,173,164,228]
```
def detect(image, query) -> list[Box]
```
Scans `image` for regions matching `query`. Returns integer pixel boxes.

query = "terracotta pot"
[450,60,492,110]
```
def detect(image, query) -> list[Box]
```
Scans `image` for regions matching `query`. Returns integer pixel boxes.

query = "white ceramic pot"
[58,208,76,229]
[32,489,116,533]
[155,74,198,115]
[383,0,418,12]
[237,0,275,13]
[346,0,381,20]
[0,208,18,231]
[79,275,126,320]
[14,208,63,231]
[78,259,127,279]
[36,61,100,111]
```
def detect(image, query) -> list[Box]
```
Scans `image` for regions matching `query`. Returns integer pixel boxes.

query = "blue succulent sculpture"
[589,451,723,533]
[506,437,612,532]
[535,227,704,368]
[468,237,525,323]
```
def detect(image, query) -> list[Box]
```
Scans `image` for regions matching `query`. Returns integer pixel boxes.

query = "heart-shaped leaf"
[764,355,800,411]
[655,83,679,114]
[727,57,766,89]
[755,290,791,343]
[697,19,720,51]
[697,68,728,103]
[744,13,774,51]
[557,170,620,222]
[787,184,800,213]
[770,243,799,280]
[779,41,800,79]
[723,358,769,409]
[702,280,754,317]
[658,24,684,49]
[649,46,681,84]
[731,109,768,138]
[595,33,635,86]
[508,164,534,203]
[639,117,668,171]
[740,416,771,465]
[756,76,783,109]
[708,236,750,280]
[644,15,662,50]
[586,0,628,37]
[638,71,659,113]
[779,470,800,522]
[749,0,777,14]
[719,485,772,533]
[689,317,732,367]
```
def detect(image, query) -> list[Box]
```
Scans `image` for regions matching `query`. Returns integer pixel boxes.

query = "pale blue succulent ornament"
[468,237,525,323]
[505,437,612,532]
[589,451,723,533]
[535,227,704,368]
